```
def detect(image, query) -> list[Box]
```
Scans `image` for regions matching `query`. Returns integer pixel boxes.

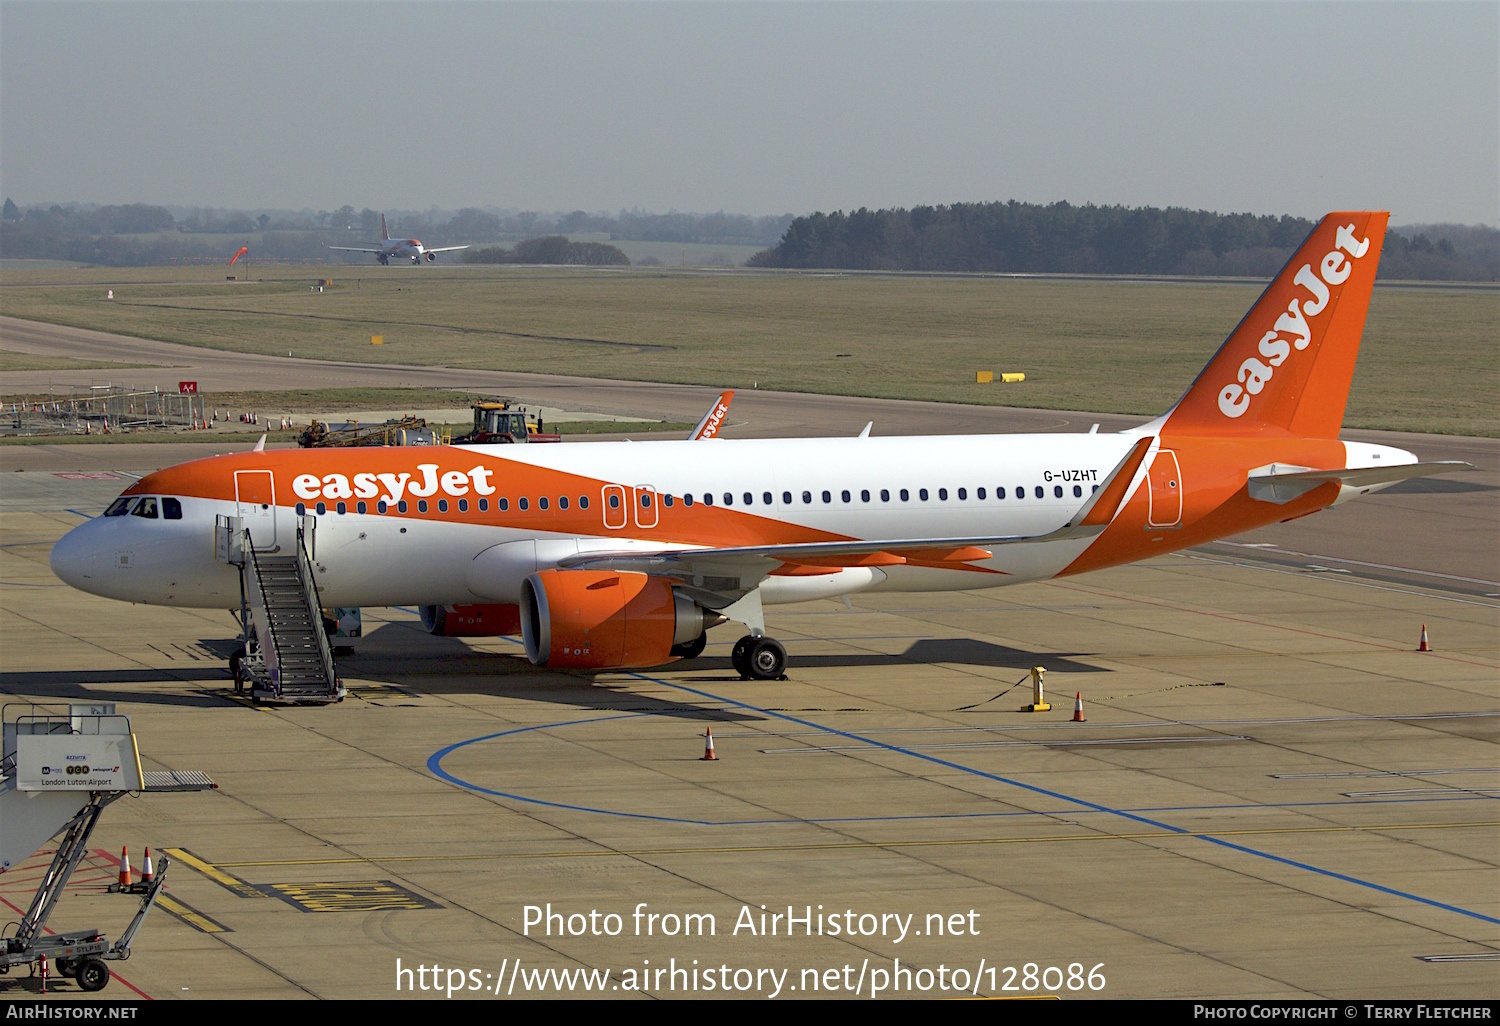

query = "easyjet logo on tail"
[1217,223,1371,419]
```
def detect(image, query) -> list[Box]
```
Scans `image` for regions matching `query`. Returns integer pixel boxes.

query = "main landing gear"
[730,635,787,681]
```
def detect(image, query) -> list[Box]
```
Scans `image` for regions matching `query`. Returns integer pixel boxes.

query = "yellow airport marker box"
[1001,372,1025,383]
[976,371,994,383]
[371,335,383,346]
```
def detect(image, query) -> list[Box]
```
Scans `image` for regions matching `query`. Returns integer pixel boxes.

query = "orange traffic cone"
[1417,624,1431,652]
[701,727,718,761]
[141,847,154,884]
[1072,692,1086,722]
[117,846,132,887]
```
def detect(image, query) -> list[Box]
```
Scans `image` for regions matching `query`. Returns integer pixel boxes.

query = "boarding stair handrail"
[292,522,339,694]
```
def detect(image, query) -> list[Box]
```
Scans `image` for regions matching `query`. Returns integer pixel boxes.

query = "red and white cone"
[1417,624,1431,652]
[1072,691,1086,722]
[117,846,132,888]
[701,727,718,761]
[38,954,48,993]
[141,847,154,884]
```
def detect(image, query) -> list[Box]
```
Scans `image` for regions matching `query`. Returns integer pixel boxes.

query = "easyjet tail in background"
[52,212,1469,680]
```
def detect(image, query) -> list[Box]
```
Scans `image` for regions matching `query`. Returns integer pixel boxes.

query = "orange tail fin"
[1162,211,1388,440]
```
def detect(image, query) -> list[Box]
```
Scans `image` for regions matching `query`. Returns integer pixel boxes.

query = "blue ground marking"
[624,674,1500,927]
[65,509,94,519]
[428,712,1500,827]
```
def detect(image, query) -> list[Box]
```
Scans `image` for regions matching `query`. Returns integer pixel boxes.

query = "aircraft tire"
[747,637,787,681]
[730,635,754,678]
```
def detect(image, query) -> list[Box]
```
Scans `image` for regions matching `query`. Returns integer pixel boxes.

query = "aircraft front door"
[1146,449,1183,528]
[234,470,278,550]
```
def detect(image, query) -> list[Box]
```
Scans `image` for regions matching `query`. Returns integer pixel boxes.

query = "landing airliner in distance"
[53,213,1469,680]
[328,214,469,264]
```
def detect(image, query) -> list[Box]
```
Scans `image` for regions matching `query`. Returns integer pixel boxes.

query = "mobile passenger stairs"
[1,703,215,992]
[216,515,345,704]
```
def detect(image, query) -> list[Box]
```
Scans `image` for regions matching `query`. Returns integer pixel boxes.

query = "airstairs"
[1,703,215,992]
[216,515,344,704]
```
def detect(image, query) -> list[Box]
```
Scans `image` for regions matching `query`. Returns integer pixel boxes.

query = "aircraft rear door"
[1146,449,1183,528]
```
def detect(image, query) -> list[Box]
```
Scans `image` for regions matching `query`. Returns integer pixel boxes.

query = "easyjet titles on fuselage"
[292,463,497,504]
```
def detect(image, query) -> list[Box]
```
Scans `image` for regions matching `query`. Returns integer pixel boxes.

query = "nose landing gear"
[730,635,787,680]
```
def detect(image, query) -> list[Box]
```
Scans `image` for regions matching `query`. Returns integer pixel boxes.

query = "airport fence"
[2,386,206,437]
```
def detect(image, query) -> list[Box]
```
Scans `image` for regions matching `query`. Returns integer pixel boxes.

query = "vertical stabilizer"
[1161,211,1388,440]
[381,214,390,241]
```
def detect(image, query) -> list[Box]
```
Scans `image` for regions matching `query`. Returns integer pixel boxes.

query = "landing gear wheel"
[730,635,754,677]
[747,637,787,681]
[229,644,247,693]
[671,632,708,660]
[76,958,109,992]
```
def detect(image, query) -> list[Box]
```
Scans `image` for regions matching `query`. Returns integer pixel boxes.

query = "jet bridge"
[1,703,215,992]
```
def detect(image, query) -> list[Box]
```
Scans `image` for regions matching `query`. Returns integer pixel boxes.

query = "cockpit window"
[162,497,183,520]
[104,497,133,517]
[131,497,159,519]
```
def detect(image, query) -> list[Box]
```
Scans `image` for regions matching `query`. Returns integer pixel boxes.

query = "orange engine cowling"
[520,569,711,669]
[421,603,522,637]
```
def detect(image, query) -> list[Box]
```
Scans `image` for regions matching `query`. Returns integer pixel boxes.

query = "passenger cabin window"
[497,498,508,511]
[683,494,693,507]
[1053,485,1063,498]
[661,495,671,507]
[608,494,620,509]
[417,500,428,513]
[957,488,967,500]
[803,491,812,504]
[783,492,792,505]
[724,492,734,506]
[316,502,328,516]
[437,499,448,512]
[841,490,851,503]
[763,492,773,505]
[703,494,713,505]
[579,496,589,509]
[977,488,986,500]
[539,497,549,510]
[1015,485,1024,500]
[1035,486,1044,499]
[337,501,348,514]
[397,500,408,513]
[297,502,307,516]
[163,497,183,520]
[1073,485,1082,498]
[900,489,909,501]
[477,499,487,511]
[919,488,929,501]
[880,489,889,502]
[861,489,870,502]
[519,498,529,511]
[822,491,831,503]
[459,499,469,512]
[105,497,132,517]
[938,488,948,500]
[639,494,650,508]
[131,497,158,519]
[743,492,753,506]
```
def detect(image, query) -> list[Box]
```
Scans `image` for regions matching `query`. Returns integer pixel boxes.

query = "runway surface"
[0,317,1495,999]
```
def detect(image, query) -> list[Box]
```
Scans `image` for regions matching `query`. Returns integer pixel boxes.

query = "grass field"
[2,264,1495,436]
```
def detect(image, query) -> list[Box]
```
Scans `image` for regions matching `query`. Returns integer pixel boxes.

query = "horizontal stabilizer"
[1247,461,1473,504]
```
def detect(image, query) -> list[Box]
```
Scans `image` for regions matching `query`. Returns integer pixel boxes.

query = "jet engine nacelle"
[420,603,522,637]
[520,569,718,669]
[425,251,437,262]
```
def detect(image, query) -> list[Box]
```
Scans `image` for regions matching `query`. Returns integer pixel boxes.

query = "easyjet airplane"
[328,214,469,265]
[51,212,1464,680]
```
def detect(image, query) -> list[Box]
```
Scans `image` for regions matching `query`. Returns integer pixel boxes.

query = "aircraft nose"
[50,518,105,591]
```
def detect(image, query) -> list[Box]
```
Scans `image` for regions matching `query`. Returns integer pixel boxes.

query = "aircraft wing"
[554,437,1154,604]
[423,245,470,253]
[326,245,384,253]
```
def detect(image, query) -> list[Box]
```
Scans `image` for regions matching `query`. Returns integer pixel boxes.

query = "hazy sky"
[2,2,1496,224]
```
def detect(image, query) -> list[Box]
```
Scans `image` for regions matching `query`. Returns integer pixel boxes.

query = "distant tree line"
[747,201,1499,281]
[3,197,1493,278]
[462,237,629,266]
